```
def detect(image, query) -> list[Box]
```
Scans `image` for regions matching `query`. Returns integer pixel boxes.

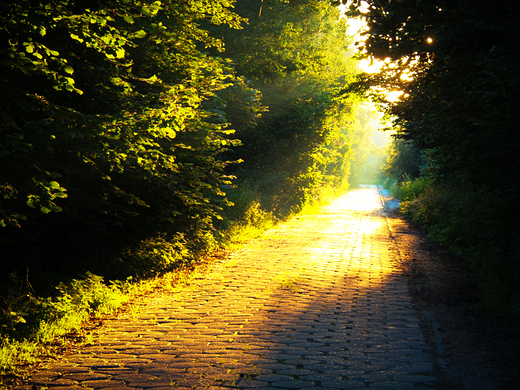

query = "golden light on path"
[253,186,397,298]
[59,186,425,390]
[300,187,396,290]
[211,186,399,300]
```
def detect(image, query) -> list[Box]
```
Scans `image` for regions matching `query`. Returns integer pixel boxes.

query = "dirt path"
[15,186,516,389]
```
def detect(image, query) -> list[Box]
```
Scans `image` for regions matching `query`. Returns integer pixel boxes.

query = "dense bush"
[393,177,520,319]
[351,0,520,321]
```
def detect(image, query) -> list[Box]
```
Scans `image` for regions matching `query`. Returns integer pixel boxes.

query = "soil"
[387,210,520,390]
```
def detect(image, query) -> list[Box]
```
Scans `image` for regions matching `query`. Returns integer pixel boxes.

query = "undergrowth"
[0,262,222,388]
[392,176,520,324]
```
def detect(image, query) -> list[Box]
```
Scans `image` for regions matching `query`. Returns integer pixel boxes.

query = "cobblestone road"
[20,186,439,389]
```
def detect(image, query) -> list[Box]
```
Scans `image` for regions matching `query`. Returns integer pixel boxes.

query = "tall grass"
[0,265,218,388]
[0,272,131,383]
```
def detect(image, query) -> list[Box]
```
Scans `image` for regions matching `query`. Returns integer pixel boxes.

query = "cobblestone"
[18,186,440,389]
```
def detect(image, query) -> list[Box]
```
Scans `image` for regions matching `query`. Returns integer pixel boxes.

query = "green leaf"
[164,127,176,138]
[40,206,52,214]
[49,181,60,188]
[64,65,74,74]
[134,30,147,39]
[46,172,62,179]
[123,15,135,24]
[70,33,84,43]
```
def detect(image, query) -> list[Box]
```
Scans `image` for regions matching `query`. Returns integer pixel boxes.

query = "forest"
[347,0,520,319]
[1,0,519,381]
[0,0,372,287]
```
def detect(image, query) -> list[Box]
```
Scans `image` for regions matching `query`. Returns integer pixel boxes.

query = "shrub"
[116,234,192,277]
[398,181,520,321]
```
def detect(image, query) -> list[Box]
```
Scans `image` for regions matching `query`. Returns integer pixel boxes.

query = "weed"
[223,200,277,248]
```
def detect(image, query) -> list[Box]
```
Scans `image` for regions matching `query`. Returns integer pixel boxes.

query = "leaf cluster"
[0,0,246,285]
[363,0,520,320]
[220,0,365,214]
[348,0,520,198]
[0,0,370,295]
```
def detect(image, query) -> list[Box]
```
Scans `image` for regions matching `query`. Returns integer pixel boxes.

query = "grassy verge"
[0,252,235,389]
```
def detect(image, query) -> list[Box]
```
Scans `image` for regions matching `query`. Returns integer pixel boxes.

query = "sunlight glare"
[386,90,408,102]
[306,188,395,289]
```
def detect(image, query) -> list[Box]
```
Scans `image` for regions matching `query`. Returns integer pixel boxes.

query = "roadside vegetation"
[0,183,343,389]
[7,0,518,384]
[384,169,520,323]
[354,0,520,323]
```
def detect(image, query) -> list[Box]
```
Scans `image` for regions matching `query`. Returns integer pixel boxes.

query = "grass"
[0,231,254,388]
[0,257,227,389]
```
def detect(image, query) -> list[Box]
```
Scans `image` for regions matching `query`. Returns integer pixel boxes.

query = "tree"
[219,0,364,213]
[383,138,423,182]
[0,0,246,281]
[346,0,520,316]
[345,0,520,199]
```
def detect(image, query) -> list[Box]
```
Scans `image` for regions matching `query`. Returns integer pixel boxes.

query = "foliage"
[1,184,321,385]
[346,0,520,198]
[219,0,366,215]
[0,271,132,383]
[347,103,385,186]
[383,138,424,182]
[397,182,520,320]
[223,199,277,245]
[117,233,193,277]
[0,1,373,382]
[349,0,520,320]
[0,0,369,287]
[0,0,248,288]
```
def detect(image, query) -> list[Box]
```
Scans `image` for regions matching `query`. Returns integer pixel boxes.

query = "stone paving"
[18,186,438,389]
